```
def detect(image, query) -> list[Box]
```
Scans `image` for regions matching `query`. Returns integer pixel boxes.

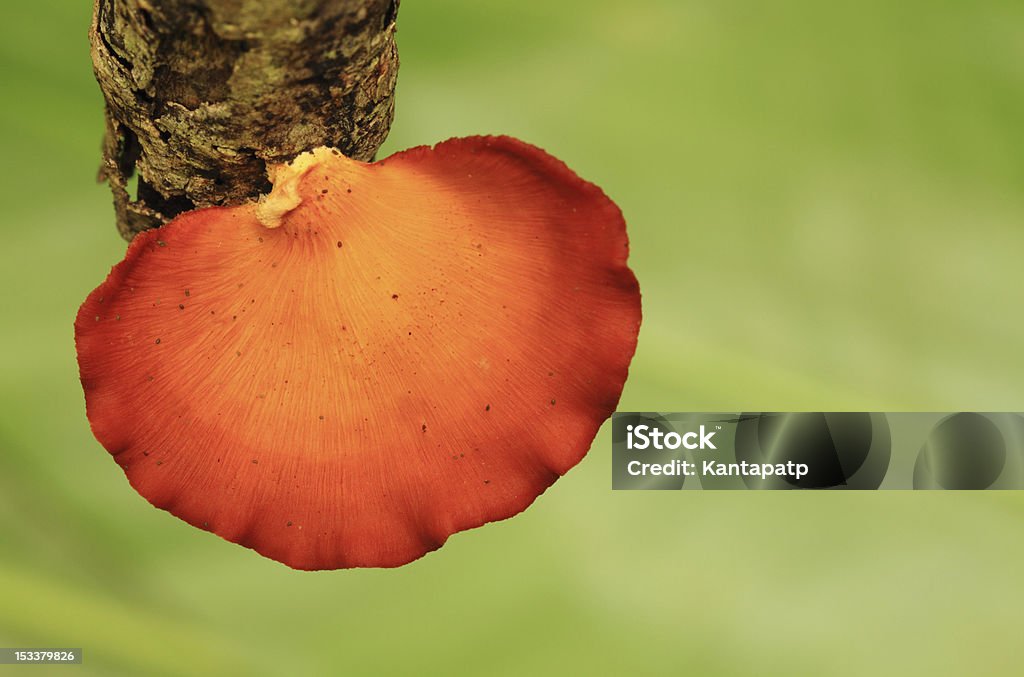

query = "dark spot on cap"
[155,338,161,344]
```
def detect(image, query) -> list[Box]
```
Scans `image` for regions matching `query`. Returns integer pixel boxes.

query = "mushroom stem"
[256,149,329,228]
[91,0,400,240]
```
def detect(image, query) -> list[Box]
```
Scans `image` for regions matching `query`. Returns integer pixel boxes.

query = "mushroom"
[75,136,641,569]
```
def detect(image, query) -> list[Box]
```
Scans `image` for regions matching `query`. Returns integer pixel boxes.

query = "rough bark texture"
[91,0,399,240]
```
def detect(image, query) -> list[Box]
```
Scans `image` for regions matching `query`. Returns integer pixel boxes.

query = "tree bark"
[91,0,399,240]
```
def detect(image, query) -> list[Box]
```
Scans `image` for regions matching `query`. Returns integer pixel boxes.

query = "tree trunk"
[90,0,399,240]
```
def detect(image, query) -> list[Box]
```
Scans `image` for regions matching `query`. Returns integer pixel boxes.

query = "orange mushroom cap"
[75,136,641,569]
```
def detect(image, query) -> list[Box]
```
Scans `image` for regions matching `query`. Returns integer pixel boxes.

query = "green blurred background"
[2,1,1024,674]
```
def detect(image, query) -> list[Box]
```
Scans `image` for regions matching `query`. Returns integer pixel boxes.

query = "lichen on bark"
[90,0,399,240]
